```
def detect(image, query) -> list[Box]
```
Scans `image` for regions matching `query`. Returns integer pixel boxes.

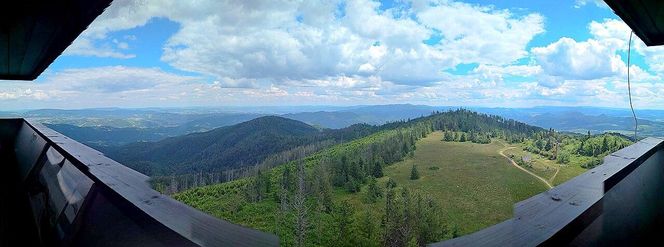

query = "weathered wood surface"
[23,119,280,246]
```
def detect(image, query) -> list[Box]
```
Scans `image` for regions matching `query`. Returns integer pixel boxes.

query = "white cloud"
[66,0,544,87]
[574,0,608,9]
[418,2,545,65]
[14,1,664,109]
[44,66,198,93]
[65,38,135,59]
[532,37,625,80]
[589,19,664,74]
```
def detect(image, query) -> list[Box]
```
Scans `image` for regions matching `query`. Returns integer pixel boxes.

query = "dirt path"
[548,166,560,185]
[499,147,553,189]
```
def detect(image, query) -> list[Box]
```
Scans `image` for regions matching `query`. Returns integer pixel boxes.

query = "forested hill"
[103,116,377,176]
[380,109,544,142]
[171,109,550,246]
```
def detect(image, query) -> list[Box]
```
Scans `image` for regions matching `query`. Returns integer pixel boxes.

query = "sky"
[1,0,664,110]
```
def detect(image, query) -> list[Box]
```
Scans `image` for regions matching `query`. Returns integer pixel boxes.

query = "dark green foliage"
[334,200,354,246]
[581,158,602,169]
[428,166,440,170]
[105,116,378,176]
[365,177,383,203]
[344,179,361,193]
[383,188,447,246]
[357,210,379,245]
[386,177,397,189]
[312,165,333,212]
[410,165,420,180]
[174,110,555,246]
[246,170,271,202]
[443,131,454,141]
[524,131,632,169]
[372,161,384,178]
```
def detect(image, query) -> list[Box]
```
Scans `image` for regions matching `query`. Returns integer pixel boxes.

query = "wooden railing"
[0,118,279,246]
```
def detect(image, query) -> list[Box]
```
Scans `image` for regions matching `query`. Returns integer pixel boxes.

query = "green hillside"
[105,116,377,176]
[383,132,548,235]
[169,110,630,246]
[172,110,553,246]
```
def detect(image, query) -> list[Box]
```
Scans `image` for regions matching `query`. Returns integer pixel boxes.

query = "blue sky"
[1,0,663,110]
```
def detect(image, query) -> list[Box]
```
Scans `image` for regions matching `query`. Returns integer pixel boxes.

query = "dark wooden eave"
[0,0,113,80]
[604,0,664,46]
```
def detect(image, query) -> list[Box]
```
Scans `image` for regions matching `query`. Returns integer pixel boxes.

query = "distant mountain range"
[3,105,662,148]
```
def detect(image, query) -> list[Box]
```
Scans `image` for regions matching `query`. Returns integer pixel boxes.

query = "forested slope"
[173,110,551,246]
[104,116,377,176]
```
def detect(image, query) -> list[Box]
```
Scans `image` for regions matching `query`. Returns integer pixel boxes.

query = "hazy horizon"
[4,104,664,112]
[1,0,663,111]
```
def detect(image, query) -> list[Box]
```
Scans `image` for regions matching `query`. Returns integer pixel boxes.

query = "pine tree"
[386,177,397,188]
[365,177,383,203]
[358,211,377,245]
[601,135,609,153]
[292,161,308,247]
[410,165,420,180]
[335,200,354,246]
[372,161,383,178]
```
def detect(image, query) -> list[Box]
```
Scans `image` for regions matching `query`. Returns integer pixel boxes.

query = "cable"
[627,31,638,141]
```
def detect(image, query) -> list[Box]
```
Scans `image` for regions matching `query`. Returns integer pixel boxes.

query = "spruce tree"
[365,177,383,203]
[410,165,420,180]
[372,161,383,178]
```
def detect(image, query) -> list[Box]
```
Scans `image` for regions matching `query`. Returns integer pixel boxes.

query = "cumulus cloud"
[11,1,664,109]
[418,2,545,65]
[67,0,543,87]
[532,37,624,80]
[589,19,664,74]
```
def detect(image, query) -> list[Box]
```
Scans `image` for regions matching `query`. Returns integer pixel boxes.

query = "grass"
[383,131,548,236]
[174,131,589,244]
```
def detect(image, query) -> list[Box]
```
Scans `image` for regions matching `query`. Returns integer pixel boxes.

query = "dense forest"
[104,116,377,175]
[524,131,632,168]
[173,110,559,246]
[442,128,632,169]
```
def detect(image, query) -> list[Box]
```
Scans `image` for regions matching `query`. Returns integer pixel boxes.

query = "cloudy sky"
[1,0,663,110]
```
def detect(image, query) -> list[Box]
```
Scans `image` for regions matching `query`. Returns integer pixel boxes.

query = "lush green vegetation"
[384,132,549,235]
[170,110,633,246]
[521,131,632,169]
[173,110,552,246]
[105,116,377,176]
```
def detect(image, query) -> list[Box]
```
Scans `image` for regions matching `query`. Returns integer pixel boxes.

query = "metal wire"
[627,31,637,141]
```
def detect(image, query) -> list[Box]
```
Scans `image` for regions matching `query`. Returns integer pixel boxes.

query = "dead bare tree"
[292,161,308,247]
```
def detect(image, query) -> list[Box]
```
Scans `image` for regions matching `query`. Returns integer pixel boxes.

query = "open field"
[383,131,549,235]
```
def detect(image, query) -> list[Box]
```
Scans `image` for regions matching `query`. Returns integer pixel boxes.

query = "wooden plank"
[24,119,279,246]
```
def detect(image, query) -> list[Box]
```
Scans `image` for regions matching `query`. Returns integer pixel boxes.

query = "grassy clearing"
[174,131,590,244]
[384,131,548,236]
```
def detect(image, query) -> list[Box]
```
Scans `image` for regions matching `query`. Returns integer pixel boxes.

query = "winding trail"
[548,166,560,184]
[499,147,553,189]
